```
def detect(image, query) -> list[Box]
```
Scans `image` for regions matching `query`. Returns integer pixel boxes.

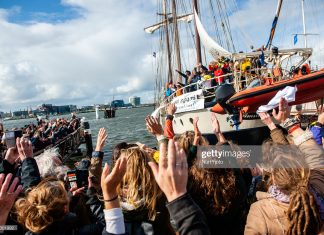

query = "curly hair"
[189,165,239,215]
[15,178,68,233]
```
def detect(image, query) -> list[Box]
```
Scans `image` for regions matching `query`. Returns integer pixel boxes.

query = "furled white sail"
[144,14,194,34]
[194,10,232,59]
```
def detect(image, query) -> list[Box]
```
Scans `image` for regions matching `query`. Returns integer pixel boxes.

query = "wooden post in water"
[81,120,93,156]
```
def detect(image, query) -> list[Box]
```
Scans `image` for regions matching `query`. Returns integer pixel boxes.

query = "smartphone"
[67,170,78,189]
[67,169,88,189]
[76,169,89,189]
[5,130,23,148]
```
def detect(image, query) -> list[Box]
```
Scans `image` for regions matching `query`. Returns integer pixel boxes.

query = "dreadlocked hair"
[119,148,162,220]
[190,165,238,215]
[270,145,321,235]
[178,131,209,155]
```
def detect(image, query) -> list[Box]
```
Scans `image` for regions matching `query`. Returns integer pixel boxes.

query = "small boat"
[226,69,324,113]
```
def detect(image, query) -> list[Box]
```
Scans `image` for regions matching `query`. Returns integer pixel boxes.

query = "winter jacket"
[310,124,324,146]
[166,193,210,235]
[270,127,324,169]
[245,191,289,235]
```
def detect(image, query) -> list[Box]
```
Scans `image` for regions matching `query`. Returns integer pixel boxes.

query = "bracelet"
[280,117,300,129]
[166,115,174,121]
[157,135,167,142]
[288,124,300,135]
[102,195,118,202]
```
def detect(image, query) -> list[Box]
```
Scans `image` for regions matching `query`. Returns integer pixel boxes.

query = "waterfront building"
[129,96,141,106]
[111,100,125,108]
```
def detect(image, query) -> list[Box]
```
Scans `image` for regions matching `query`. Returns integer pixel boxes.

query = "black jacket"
[0,157,41,190]
[166,193,210,235]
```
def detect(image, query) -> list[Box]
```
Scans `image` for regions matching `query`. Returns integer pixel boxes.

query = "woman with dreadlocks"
[245,98,324,234]
[245,144,323,235]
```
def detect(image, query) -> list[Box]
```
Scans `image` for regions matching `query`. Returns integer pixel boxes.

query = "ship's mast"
[163,0,173,83]
[301,0,307,48]
[172,0,182,82]
[193,0,202,64]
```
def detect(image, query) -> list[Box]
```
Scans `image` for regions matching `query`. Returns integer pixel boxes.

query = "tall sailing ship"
[145,0,324,144]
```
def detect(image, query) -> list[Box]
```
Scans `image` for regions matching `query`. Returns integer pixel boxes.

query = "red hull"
[228,70,324,112]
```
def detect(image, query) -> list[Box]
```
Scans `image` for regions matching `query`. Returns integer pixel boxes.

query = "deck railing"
[0,127,83,161]
[161,67,287,106]
[34,127,83,162]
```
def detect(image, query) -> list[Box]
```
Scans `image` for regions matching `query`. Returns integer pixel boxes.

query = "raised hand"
[193,116,199,128]
[4,148,20,165]
[0,174,23,225]
[145,116,163,136]
[258,112,276,131]
[101,156,127,202]
[317,105,324,124]
[70,186,85,197]
[95,128,108,152]
[16,137,33,161]
[148,139,188,202]
[211,113,221,134]
[167,103,177,116]
[272,98,291,123]
[193,117,201,144]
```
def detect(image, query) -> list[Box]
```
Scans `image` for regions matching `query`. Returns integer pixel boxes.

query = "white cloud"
[0,0,156,111]
[0,0,323,112]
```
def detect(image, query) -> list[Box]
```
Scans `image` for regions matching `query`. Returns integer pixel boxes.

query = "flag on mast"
[294,34,298,45]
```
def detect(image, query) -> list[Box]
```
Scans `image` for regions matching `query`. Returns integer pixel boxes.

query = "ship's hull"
[164,108,269,145]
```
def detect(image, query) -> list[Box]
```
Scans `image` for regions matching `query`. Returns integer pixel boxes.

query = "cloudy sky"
[0,0,323,112]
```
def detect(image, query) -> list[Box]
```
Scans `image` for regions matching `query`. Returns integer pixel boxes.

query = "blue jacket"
[310,124,324,145]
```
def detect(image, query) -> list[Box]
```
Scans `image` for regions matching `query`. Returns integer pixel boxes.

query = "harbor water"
[2,106,155,163]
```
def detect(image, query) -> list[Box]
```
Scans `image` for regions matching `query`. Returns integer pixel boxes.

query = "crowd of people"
[0,99,323,235]
[165,54,269,99]
[0,115,80,157]
[165,53,312,100]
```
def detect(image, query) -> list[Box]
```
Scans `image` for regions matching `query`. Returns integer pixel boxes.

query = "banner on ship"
[172,90,204,113]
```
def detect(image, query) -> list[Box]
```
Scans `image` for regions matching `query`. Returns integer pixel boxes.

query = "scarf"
[268,185,290,204]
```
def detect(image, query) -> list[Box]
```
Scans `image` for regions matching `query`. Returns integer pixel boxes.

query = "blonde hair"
[15,178,68,233]
[119,148,162,220]
[270,147,321,235]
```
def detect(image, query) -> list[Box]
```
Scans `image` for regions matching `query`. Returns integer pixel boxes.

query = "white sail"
[145,14,194,34]
[194,10,232,59]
